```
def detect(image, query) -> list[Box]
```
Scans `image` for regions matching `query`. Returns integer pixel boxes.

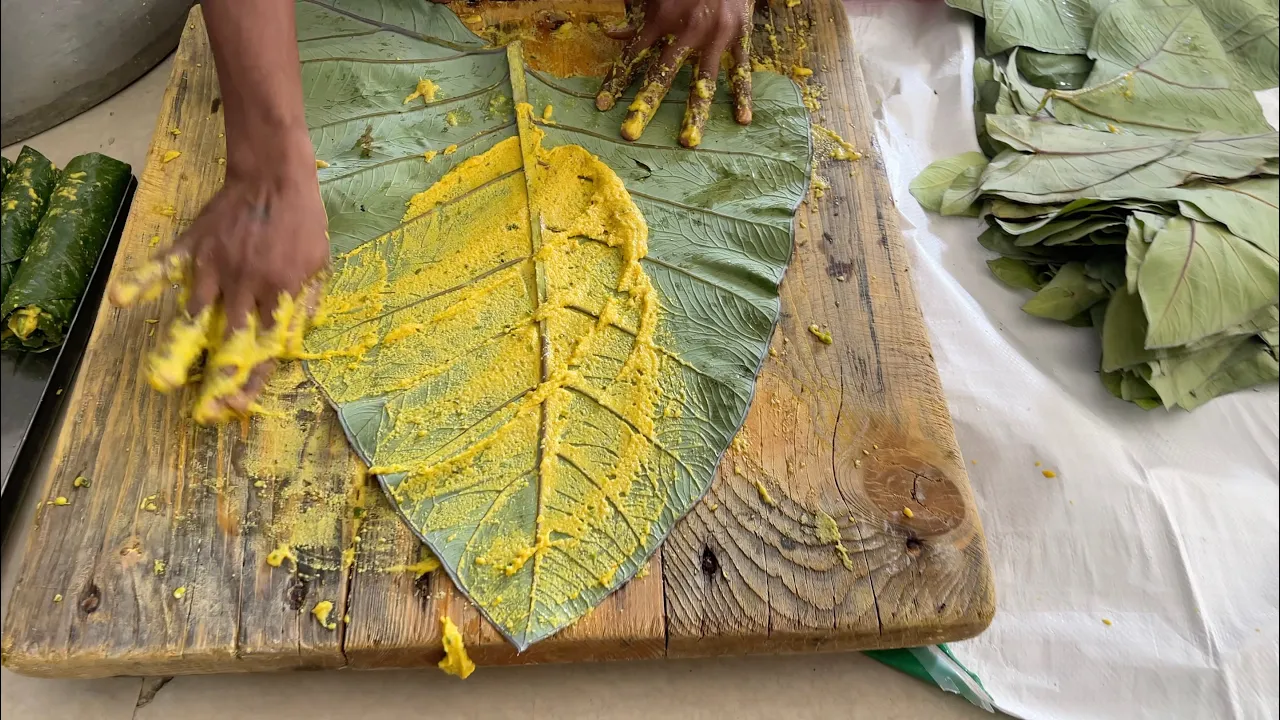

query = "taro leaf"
[910,152,988,213]
[981,116,1278,203]
[1149,178,1279,257]
[1144,334,1255,407]
[1002,51,1057,118]
[1084,252,1127,290]
[296,0,810,650]
[1021,261,1110,320]
[1137,216,1278,349]
[946,0,986,16]
[980,0,1104,54]
[978,223,1085,263]
[974,59,1019,157]
[1124,215,1152,293]
[1050,0,1272,136]
[1177,338,1280,409]
[1015,48,1094,90]
[1180,0,1280,91]
[939,164,987,216]
[987,257,1046,291]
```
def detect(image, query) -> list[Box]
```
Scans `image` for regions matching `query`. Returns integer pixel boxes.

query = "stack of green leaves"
[911,0,1280,410]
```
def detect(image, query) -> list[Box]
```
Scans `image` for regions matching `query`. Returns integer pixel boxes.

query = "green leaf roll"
[1,146,58,298]
[2,152,130,351]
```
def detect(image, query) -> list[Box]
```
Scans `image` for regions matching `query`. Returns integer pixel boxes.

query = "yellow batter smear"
[404,78,440,105]
[312,600,338,630]
[438,616,475,679]
[753,479,777,507]
[813,125,861,162]
[815,510,854,571]
[161,150,181,164]
[305,118,684,642]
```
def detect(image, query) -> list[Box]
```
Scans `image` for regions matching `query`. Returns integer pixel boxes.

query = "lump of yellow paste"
[808,324,832,344]
[312,600,338,630]
[438,616,475,679]
[161,150,181,164]
[404,78,440,105]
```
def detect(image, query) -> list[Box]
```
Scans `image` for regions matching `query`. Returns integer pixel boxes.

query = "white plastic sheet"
[840,2,1280,718]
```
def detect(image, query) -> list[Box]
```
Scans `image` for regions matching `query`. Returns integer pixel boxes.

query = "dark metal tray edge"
[1,175,138,541]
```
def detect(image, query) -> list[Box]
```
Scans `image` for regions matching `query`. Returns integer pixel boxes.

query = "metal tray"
[1,176,137,540]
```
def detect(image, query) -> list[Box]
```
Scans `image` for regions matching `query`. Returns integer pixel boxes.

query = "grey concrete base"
[0,0,192,146]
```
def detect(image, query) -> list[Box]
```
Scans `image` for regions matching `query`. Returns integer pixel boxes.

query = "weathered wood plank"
[0,11,353,677]
[2,0,992,678]
[661,0,995,657]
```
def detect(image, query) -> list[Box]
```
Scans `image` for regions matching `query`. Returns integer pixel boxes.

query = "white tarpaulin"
[841,2,1280,718]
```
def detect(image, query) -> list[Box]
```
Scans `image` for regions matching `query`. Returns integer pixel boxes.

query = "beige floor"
[0,59,991,720]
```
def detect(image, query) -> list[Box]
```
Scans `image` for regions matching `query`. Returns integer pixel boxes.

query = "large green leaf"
[981,116,1278,203]
[1137,216,1278,348]
[1049,0,1272,135]
[295,0,810,650]
[980,0,1106,54]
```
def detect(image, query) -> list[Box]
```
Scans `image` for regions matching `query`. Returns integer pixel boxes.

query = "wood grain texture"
[661,0,994,657]
[1,0,992,679]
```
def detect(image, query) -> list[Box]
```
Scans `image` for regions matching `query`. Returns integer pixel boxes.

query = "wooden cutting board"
[1,0,993,678]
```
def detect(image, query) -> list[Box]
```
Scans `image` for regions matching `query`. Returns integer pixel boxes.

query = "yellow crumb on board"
[902,507,915,519]
[161,150,181,164]
[422,150,438,162]
[140,494,159,512]
[155,205,176,217]
[1102,617,1113,626]
[153,559,166,576]
[1035,461,1042,467]
[443,144,458,155]
[173,586,187,599]
[808,324,832,344]
[266,543,297,568]
[51,496,70,506]
[312,600,338,630]
[1042,470,1057,478]
[316,159,330,169]
[403,78,440,105]
[53,594,63,603]
[149,234,161,247]
[73,476,90,488]
[169,128,182,136]
[752,478,777,507]
[438,616,475,679]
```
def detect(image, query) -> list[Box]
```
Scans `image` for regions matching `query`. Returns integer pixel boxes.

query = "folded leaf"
[1150,178,1279,257]
[1050,0,1272,135]
[987,257,1046,291]
[939,163,987,216]
[909,152,988,213]
[1138,216,1278,348]
[982,116,1278,203]
[1022,261,1109,320]
[1177,338,1280,410]
[1015,49,1094,90]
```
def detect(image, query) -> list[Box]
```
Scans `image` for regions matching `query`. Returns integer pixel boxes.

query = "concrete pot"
[1,0,192,146]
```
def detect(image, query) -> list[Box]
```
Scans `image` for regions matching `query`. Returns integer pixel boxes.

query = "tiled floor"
[1,59,990,720]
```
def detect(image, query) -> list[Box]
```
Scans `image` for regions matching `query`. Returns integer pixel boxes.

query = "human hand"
[111,137,329,424]
[594,0,753,148]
